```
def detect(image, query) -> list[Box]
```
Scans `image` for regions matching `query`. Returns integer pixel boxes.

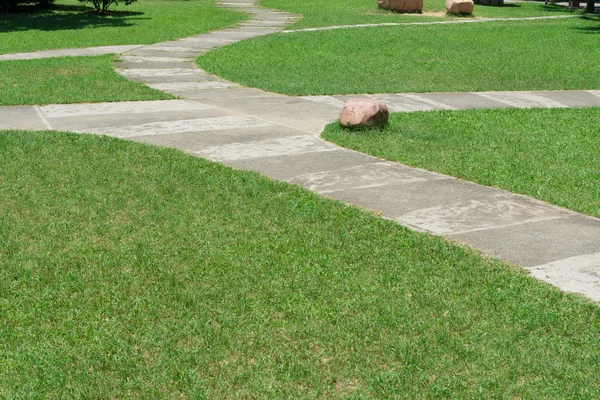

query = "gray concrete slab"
[115,68,206,78]
[125,75,218,84]
[198,96,340,134]
[0,106,48,130]
[148,81,239,92]
[80,115,277,139]
[0,45,142,61]
[46,109,231,132]
[327,178,503,223]
[117,56,192,63]
[528,251,600,302]
[416,92,514,110]
[175,88,286,100]
[128,124,302,152]
[369,94,457,112]
[38,100,210,119]
[194,135,339,162]
[396,193,571,236]
[181,36,237,44]
[226,149,382,181]
[121,51,202,59]
[447,215,600,268]
[533,90,600,108]
[113,61,197,70]
[289,161,445,194]
[476,91,569,108]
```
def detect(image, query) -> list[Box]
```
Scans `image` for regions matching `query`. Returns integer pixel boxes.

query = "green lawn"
[324,107,600,219]
[0,0,246,54]
[1,131,599,398]
[260,0,574,29]
[0,55,173,106]
[197,17,600,95]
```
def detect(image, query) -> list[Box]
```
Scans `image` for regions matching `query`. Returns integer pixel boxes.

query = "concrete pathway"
[0,45,144,61]
[1,0,600,302]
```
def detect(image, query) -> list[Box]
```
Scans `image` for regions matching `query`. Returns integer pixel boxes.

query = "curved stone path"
[2,0,600,301]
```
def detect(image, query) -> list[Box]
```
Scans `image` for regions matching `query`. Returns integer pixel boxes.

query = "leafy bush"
[78,0,137,14]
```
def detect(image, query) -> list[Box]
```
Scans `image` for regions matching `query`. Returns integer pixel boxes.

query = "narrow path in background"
[1,0,600,302]
[282,14,578,33]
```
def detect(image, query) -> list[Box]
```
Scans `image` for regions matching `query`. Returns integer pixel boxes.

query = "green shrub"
[77,0,136,14]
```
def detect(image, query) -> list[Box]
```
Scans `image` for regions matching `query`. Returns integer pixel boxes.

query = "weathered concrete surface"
[0,45,143,61]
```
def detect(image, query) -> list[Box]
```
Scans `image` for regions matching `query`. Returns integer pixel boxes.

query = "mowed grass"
[2,131,600,398]
[0,55,173,106]
[197,18,600,95]
[260,0,574,29]
[0,0,246,54]
[324,107,600,218]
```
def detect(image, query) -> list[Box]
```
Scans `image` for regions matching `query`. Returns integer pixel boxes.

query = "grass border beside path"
[1,130,600,398]
[0,55,174,106]
[197,17,600,96]
[0,0,247,54]
[323,107,600,219]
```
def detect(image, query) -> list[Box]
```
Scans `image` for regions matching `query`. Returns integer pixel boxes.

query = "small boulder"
[446,0,474,13]
[379,0,423,12]
[340,98,389,129]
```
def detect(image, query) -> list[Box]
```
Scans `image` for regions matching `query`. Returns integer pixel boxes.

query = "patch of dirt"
[423,11,448,17]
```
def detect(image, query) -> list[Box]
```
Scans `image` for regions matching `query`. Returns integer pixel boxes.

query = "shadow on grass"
[0,3,147,33]
[571,14,600,32]
[530,3,573,12]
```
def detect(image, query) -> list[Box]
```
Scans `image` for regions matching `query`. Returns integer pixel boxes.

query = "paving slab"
[81,115,276,139]
[147,81,239,92]
[226,148,382,181]
[418,92,514,110]
[194,135,339,162]
[113,61,198,69]
[128,124,303,152]
[117,56,192,63]
[528,252,600,302]
[396,193,571,236]
[181,36,237,44]
[326,178,503,224]
[288,161,444,194]
[197,96,340,134]
[370,94,457,112]
[115,68,206,78]
[533,90,600,108]
[121,51,202,59]
[0,45,142,61]
[46,109,230,132]
[125,74,219,83]
[175,88,286,100]
[0,106,48,130]
[476,91,570,108]
[447,215,600,268]
[38,100,210,119]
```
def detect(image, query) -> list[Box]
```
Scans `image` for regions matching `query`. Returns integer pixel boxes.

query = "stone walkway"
[2,0,600,302]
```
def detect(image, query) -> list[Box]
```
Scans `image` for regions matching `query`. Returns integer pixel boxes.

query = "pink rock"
[378,0,423,12]
[446,0,474,13]
[340,98,389,129]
